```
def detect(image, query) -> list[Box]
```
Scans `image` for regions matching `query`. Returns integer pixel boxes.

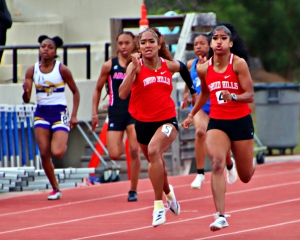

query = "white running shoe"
[226,158,238,184]
[47,189,62,200]
[152,208,166,227]
[166,185,180,216]
[210,216,229,231]
[191,174,205,189]
[213,212,231,219]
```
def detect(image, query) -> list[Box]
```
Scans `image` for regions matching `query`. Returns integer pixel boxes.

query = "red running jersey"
[206,54,251,119]
[129,57,176,122]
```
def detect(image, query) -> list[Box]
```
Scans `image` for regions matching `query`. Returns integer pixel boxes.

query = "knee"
[211,157,225,173]
[108,152,121,161]
[130,146,140,160]
[239,172,254,183]
[147,147,160,163]
[39,149,51,161]
[51,145,67,159]
[195,127,206,139]
[240,176,251,183]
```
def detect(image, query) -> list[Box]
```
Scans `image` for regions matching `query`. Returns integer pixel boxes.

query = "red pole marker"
[139,4,149,32]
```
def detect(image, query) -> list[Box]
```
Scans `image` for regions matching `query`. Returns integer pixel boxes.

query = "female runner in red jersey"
[119,28,196,227]
[181,33,237,190]
[182,23,255,231]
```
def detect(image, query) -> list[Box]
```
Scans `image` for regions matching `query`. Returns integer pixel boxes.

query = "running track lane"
[0,160,299,239]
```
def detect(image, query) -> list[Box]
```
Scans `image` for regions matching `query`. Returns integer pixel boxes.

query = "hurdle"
[0,104,39,168]
[25,105,40,169]
[0,104,99,192]
[0,166,96,192]
[0,104,8,167]
[6,105,15,167]
[13,107,20,167]
[24,105,34,167]
[15,105,27,167]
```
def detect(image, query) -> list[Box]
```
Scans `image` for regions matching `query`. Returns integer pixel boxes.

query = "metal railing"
[76,120,120,171]
[104,42,111,61]
[0,44,91,83]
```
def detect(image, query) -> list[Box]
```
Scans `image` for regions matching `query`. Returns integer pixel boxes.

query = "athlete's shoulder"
[234,54,247,63]
[232,54,248,72]
[58,61,70,72]
[25,65,35,78]
[186,58,195,70]
[101,58,113,72]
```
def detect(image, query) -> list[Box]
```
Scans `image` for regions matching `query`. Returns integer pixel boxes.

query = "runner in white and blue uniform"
[22,35,80,201]
[33,60,70,133]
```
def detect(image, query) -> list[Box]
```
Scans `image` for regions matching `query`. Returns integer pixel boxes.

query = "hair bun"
[52,36,63,48]
[38,35,49,43]
[37,35,63,47]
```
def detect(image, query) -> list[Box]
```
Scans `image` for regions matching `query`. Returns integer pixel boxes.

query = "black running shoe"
[127,190,138,202]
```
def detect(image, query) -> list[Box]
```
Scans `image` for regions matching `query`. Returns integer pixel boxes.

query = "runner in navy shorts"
[34,105,70,133]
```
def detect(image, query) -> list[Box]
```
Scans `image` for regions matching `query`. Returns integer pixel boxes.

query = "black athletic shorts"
[108,110,135,131]
[135,117,179,145]
[207,114,254,141]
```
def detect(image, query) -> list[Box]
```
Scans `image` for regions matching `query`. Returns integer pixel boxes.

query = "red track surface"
[1,160,300,239]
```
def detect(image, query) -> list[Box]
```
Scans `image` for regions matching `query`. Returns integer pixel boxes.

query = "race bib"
[60,111,69,126]
[216,90,227,104]
[161,124,172,137]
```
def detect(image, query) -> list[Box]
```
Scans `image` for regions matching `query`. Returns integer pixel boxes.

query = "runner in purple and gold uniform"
[22,35,80,200]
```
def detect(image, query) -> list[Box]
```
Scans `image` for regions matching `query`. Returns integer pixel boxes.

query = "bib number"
[60,111,69,125]
[216,91,227,104]
[161,124,172,137]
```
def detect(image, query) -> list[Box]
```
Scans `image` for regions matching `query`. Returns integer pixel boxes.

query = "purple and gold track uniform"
[33,60,70,133]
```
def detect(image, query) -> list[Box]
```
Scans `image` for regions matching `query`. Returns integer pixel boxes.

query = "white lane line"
[1,196,299,237]
[0,189,153,217]
[71,198,300,240]
[1,165,298,202]
[0,206,152,235]
[195,219,300,239]
[1,174,300,218]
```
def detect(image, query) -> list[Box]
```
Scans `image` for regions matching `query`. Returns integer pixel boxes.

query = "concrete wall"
[6,0,143,43]
[2,0,143,81]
